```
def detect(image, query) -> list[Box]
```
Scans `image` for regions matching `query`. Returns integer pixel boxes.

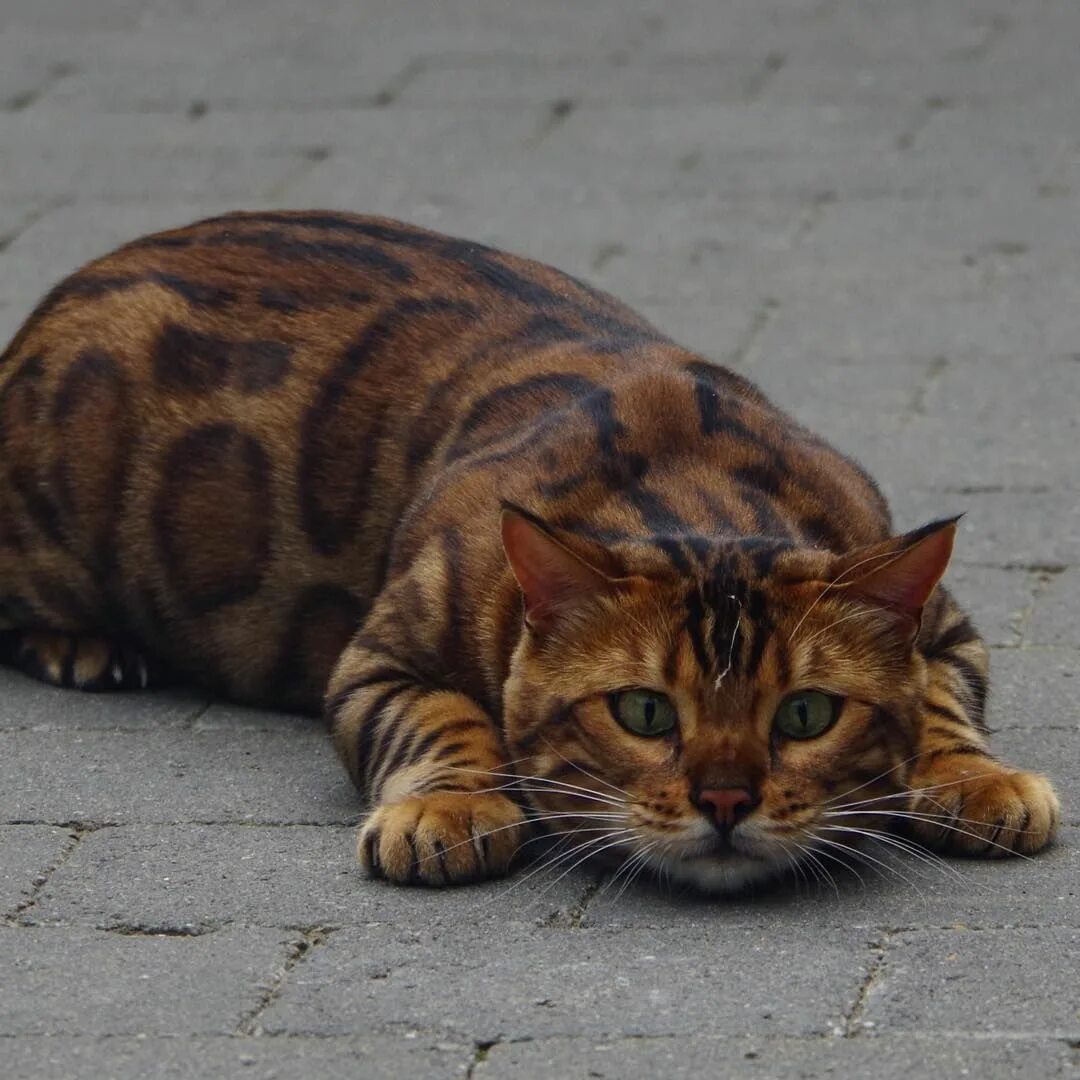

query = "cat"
[0,210,1059,893]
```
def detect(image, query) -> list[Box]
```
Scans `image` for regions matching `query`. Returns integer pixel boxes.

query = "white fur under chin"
[653,850,783,895]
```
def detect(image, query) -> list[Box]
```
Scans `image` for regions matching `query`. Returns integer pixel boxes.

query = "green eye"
[610,690,678,737]
[773,691,839,740]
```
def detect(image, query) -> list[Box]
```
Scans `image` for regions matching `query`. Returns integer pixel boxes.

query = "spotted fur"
[0,211,1059,892]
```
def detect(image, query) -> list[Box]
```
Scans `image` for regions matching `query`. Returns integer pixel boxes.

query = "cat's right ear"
[500,505,613,632]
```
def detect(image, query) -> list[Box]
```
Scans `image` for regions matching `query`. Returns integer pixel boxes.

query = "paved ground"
[1,0,1079,1076]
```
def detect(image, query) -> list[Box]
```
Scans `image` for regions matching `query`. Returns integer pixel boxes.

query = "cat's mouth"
[645,826,782,894]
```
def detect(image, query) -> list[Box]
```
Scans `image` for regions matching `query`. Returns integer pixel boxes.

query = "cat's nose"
[694,787,759,829]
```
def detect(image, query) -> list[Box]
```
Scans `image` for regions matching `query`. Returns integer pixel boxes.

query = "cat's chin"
[653,851,782,896]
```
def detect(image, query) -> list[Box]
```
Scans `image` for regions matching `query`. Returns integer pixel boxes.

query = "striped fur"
[0,211,1058,892]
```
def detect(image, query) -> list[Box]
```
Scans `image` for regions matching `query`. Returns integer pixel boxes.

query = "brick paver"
[2,1,1078,1077]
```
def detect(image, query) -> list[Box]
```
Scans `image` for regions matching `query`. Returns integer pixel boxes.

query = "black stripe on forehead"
[743,588,774,680]
[680,550,779,684]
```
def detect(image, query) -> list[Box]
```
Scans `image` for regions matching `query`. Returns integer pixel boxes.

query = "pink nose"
[696,787,756,828]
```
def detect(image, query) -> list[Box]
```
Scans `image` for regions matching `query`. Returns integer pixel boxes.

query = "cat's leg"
[904,599,1059,855]
[0,540,162,693]
[0,629,163,692]
[326,579,525,886]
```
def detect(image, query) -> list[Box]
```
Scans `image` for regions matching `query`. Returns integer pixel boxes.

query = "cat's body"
[0,211,1058,892]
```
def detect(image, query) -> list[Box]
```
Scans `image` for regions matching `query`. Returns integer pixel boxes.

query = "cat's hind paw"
[358,791,527,885]
[906,764,1060,857]
[1,630,161,692]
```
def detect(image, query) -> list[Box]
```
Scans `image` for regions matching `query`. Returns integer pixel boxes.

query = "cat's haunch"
[0,211,1059,894]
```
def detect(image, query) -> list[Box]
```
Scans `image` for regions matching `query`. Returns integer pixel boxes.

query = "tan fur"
[0,211,1058,892]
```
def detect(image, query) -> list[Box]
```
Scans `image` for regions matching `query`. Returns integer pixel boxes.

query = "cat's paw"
[358,791,527,885]
[906,763,1060,856]
[2,630,158,692]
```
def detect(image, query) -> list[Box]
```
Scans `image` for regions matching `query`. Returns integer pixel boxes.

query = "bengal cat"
[0,211,1059,893]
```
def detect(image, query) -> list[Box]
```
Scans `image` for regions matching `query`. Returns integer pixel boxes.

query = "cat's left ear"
[501,505,615,632]
[834,516,959,623]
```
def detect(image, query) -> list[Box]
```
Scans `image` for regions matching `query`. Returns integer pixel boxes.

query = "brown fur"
[0,211,1059,893]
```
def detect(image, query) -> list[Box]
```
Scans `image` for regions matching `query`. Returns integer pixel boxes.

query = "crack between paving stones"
[902,354,949,423]
[370,56,426,107]
[234,927,331,1037]
[843,934,888,1037]
[5,823,97,925]
[2,61,76,113]
[789,190,836,247]
[743,51,785,100]
[726,297,779,369]
[178,700,214,730]
[948,13,1012,62]
[466,1038,500,1077]
[1007,567,1063,647]
[894,95,953,153]
[527,97,577,148]
[0,198,69,254]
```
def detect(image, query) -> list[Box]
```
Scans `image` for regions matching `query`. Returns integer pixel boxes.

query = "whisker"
[781,836,842,897]
[539,736,634,799]
[835,810,1036,860]
[810,831,929,897]
[787,547,906,644]
[799,607,887,652]
[819,823,966,882]
[615,844,659,901]
[601,843,655,902]
[441,765,627,808]
[532,832,636,901]
[825,806,1044,840]
[824,751,928,807]
[498,829,635,898]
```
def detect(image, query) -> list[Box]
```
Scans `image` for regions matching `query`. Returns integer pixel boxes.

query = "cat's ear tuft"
[839,516,959,619]
[500,505,612,632]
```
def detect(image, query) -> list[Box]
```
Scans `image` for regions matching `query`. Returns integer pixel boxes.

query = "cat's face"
[500,509,954,894]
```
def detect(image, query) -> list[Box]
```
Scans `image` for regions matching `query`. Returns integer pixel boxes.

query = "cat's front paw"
[906,763,1060,856]
[358,791,527,885]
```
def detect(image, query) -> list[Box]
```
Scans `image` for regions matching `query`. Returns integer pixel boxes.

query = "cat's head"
[499,505,957,894]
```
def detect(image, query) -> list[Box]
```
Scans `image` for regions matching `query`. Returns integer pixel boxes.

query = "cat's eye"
[609,690,678,737]
[772,691,839,740]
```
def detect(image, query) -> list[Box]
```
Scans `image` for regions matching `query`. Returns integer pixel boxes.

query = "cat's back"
[0,211,666,707]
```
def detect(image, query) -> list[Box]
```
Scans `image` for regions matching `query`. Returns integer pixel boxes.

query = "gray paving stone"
[39,44,412,113]
[0,56,67,110]
[546,103,918,199]
[261,924,876,1040]
[5,1035,473,1080]
[0,671,207,732]
[139,0,655,57]
[0,925,293,1036]
[989,639,1075,734]
[0,201,46,246]
[2,0,1080,1069]
[581,825,1080,934]
[988,648,1080,732]
[0,824,72,916]
[0,727,357,825]
[31,823,584,932]
[944,564,1034,649]
[637,300,770,366]
[862,928,1080,1037]
[399,54,763,107]
[0,144,314,207]
[478,1033,1078,1080]
[992,728,1080,823]
[892,359,1080,490]
[1028,570,1080,648]
[893,489,1080,569]
[645,0,1021,61]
